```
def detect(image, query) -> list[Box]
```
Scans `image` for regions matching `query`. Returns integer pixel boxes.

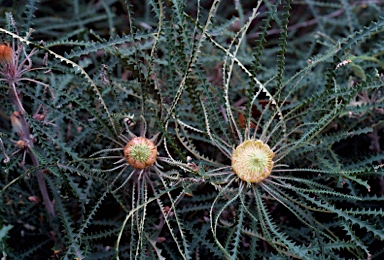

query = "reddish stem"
[10,83,55,217]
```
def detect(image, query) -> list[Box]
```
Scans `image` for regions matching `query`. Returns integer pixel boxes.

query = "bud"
[0,42,13,65]
[16,140,27,149]
[231,140,274,183]
[11,111,24,136]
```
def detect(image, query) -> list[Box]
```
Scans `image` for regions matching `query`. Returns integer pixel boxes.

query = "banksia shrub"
[0,1,383,259]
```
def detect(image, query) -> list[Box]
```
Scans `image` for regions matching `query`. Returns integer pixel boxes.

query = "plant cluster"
[0,0,384,259]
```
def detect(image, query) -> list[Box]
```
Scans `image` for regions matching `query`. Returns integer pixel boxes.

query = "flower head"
[91,116,162,186]
[124,136,157,169]
[231,139,274,183]
[0,42,13,65]
[90,116,183,257]
[0,32,50,113]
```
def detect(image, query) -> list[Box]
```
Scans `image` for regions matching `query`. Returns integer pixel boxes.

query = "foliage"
[0,0,383,259]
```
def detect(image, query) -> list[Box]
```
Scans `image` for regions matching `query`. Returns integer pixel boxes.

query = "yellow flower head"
[231,139,274,183]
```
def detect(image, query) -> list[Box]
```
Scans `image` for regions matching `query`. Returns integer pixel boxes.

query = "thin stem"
[17,47,38,72]
[9,74,55,217]
[0,138,10,163]
[11,82,25,112]
[19,77,50,88]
